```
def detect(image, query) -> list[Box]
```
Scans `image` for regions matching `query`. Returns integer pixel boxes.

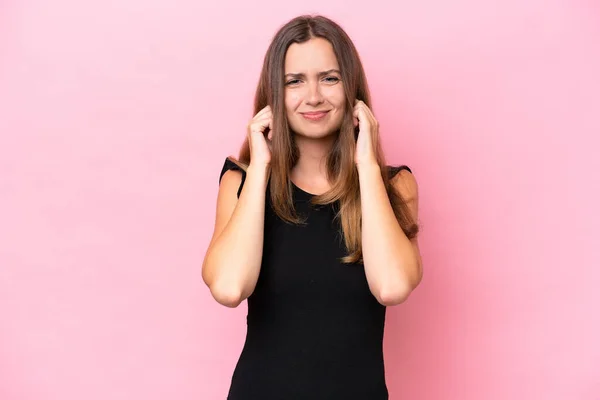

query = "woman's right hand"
[247,105,273,167]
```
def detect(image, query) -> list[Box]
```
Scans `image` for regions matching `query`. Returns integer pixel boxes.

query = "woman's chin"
[291,124,341,139]
[294,129,337,140]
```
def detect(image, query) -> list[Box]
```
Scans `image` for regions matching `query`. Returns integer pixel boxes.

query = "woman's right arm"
[202,163,269,308]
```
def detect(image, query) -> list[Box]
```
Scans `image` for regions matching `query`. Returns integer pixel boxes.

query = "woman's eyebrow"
[284,69,341,78]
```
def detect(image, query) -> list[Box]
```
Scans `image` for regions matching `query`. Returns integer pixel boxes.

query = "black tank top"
[218,158,412,400]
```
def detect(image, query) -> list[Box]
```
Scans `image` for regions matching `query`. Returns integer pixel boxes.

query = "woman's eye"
[286,77,339,85]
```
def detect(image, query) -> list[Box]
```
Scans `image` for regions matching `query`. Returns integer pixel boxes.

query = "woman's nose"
[305,82,324,105]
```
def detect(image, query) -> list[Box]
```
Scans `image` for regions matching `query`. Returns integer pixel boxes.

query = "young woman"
[202,14,423,400]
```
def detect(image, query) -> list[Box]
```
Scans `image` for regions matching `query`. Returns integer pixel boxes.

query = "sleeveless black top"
[218,158,412,400]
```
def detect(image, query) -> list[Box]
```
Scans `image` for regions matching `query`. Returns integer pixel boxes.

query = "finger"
[255,106,272,120]
[257,112,272,125]
[253,109,267,121]
[352,107,361,127]
[267,119,273,139]
[362,104,377,126]
[250,117,272,132]
[354,106,367,121]
[259,117,273,130]
[354,106,377,130]
[354,101,369,114]
[364,106,376,123]
[356,103,376,128]
[253,111,270,123]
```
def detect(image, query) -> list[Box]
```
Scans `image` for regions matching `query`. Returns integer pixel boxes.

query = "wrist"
[247,163,271,183]
[248,162,270,173]
[356,161,380,173]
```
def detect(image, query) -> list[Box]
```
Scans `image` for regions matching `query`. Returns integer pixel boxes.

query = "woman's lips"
[301,111,329,121]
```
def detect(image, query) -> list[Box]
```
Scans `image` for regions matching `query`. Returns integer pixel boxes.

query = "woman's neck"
[291,133,336,187]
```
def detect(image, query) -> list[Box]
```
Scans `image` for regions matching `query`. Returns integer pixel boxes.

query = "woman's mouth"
[301,111,329,121]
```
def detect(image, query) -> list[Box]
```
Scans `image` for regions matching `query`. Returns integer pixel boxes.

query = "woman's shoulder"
[219,157,246,183]
[219,157,247,198]
[387,163,418,203]
[387,164,412,178]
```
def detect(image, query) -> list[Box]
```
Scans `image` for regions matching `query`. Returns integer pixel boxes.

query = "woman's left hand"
[353,100,379,167]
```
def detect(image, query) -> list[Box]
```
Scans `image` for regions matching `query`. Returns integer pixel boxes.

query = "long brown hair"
[229,14,419,263]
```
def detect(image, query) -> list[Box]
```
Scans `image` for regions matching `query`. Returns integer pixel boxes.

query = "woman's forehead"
[284,39,339,73]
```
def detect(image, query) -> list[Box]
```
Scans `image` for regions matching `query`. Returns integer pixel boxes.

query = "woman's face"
[283,37,345,139]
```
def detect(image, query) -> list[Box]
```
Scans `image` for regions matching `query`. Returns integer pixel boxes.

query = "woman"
[202,14,423,400]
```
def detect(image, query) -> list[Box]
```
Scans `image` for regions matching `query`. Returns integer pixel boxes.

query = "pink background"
[1,1,599,399]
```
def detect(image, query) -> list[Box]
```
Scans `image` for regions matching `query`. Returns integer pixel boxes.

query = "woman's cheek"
[290,93,300,105]
[285,93,301,114]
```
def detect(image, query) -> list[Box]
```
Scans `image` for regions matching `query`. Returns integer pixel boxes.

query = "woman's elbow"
[209,282,244,308]
[377,287,411,306]
[379,263,423,306]
[203,260,244,308]
[376,278,416,306]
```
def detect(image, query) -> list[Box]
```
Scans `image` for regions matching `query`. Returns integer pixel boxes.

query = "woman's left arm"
[353,100,422,306]
[358,163,423,306]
